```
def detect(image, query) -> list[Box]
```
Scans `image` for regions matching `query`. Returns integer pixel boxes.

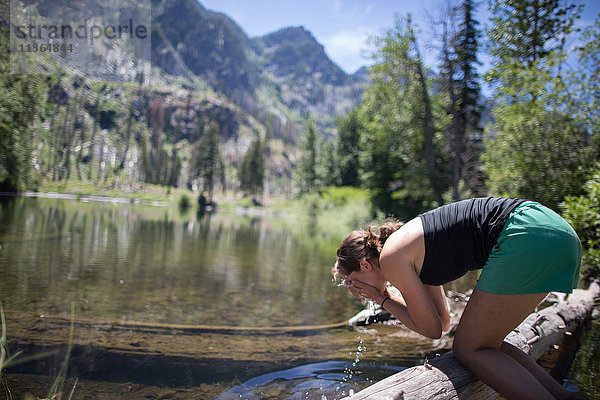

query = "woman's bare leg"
[453,288,571,400]
[500,341,573,400]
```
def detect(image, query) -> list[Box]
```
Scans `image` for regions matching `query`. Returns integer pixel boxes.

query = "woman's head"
[332,218,403,280]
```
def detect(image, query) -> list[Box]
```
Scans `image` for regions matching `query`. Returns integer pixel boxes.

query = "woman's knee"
[499,341,519,357]
[452,335,475,365]
[452,332,501,366]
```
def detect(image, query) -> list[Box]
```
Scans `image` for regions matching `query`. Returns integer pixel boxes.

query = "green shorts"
[477,202,582,295]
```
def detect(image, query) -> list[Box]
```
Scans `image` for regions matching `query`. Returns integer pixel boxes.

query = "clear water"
[214,361,406,400]
[0,195,515,399]
[563,315,600,399]
[0,195,359,327]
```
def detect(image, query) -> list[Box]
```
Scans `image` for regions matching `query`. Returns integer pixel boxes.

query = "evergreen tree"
[483,0,591,210]
[168,147,182,188]
[576,14,600,152]
[144,97,169,185]
[489,0,578,67]
[336,108,361,187]
[320,139,338,187]
[456,0,481,131]
[296,116,320,193]
[440,0,484,200]
[360,15,448,217]
[487,0,580,94]
[483,104,591,210]
[562,164,600,278]
[194,121,222,202]
[239,134,265,200]
[0,21,47,191]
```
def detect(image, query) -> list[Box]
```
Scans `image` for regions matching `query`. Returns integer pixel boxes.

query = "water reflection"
[1,195,476,399]
[214,361,406,400]
[0,196,359,327]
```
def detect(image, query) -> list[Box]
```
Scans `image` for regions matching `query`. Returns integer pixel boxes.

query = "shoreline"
[0,190,175,207]
[0,190,292,219]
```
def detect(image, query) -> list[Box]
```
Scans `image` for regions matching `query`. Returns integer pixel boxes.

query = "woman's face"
[345,259,385,290]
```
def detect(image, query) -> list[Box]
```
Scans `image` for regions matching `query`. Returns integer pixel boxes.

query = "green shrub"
[561,164,600,280]
[298,186,380,238]
[320,186,369,209]
[178,193,192,209]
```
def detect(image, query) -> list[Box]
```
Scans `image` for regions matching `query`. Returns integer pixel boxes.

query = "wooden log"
[343,282,600,400]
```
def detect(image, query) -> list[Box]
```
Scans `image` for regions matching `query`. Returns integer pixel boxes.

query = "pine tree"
[336,108,361,187]
[320,139,338,187]
[194,121,222,202]
[489,0,578,67]
[483,0,591,209]
[239,134,265,200]
[440,0,484,200]
[487,0,580,95]
[296,116,319,193]
[577,14,600,152]
[360,15,448,216]
[0,21,47,191]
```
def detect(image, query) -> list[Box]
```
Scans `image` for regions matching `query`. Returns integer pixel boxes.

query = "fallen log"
[343,281,600,400]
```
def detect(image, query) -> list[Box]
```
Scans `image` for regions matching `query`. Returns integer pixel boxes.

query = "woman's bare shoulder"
[380,217,424,262]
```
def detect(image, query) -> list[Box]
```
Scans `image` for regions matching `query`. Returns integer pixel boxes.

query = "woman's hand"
[348,279,386,304]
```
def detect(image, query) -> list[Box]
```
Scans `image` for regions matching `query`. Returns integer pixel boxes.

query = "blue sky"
[199,0,600,75]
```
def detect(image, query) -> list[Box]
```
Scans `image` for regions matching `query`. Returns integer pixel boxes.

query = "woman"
[333,197,581,400]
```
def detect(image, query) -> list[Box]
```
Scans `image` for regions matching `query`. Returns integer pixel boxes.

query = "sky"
[199,0,600,75]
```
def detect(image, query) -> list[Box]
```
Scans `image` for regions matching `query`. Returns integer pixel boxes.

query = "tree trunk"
[412,38,445,206]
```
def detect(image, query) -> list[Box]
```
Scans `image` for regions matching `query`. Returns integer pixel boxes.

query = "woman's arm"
[381,258,443,339]
[348,277,447,338]
[424,284,451,333]
[348,279,420,333]
[378,225,445,339]
[346,218,447,339]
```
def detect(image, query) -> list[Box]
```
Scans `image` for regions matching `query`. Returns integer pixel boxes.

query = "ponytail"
[333,217,404,278]
[379,218,403,246]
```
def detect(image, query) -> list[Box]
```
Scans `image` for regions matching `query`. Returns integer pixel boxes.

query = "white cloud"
[323,27,376,73]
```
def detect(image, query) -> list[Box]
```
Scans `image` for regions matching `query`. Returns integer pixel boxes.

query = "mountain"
[256,26,348,86]
[150,0,368,137]
[6,0,369,196]
[14,0,367,138]
[252,26,366,132]
[151,0,259,98]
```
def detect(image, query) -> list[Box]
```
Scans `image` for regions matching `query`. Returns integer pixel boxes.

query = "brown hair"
[332,218,404,279]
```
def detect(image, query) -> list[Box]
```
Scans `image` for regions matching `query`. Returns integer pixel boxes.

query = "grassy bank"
[36,179,281,210]
[32,180,380,234]
[38,180,196,205]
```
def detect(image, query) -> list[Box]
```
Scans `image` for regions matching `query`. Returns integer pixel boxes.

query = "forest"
[1,0,599,276]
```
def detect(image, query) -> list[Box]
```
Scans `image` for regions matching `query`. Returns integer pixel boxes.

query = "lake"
[0,195,448,398]
[1,195,593,399]
[0,195,356,328]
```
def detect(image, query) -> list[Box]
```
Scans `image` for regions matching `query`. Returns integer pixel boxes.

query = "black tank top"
[418,197,526,286]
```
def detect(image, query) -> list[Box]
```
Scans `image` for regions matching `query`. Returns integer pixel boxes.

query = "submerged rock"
[348,307,393,327]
